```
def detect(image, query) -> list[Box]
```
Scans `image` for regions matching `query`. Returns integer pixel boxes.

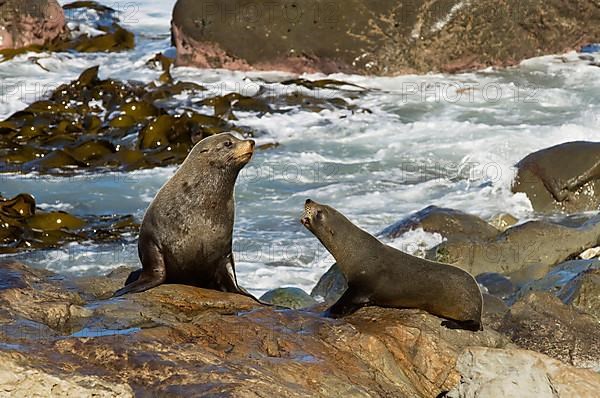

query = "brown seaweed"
[0,193,139,254]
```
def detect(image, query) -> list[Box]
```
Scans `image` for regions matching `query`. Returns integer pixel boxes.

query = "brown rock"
[512,141,600,213]
[448,347,600,398]
[0,0,66,51]
[379,205,500,241]
[0,351,133,397]
[171,0,600,75]
[558,268,600,320]
[427,215,600,275]
[0,261,513,397]
[494,292,600,371]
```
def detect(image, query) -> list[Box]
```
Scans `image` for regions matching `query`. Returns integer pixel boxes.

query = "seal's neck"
[319,218,382,279]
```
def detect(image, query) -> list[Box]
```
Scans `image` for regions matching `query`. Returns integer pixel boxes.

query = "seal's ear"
[326,224,335,236]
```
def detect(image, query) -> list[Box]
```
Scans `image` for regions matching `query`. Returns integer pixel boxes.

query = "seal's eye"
[316,210,323,220]
[223,140,232,148]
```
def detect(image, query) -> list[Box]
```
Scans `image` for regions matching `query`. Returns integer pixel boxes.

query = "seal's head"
[301,199,339,239]
[188,133,255,169]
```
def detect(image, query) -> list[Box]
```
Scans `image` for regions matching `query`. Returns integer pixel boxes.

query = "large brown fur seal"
[113,133,255,298]
[301,199,483,331]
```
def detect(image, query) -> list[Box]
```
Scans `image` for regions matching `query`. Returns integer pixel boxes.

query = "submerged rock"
[512,141,600,213]
[0,0,66,51]
[171,0,600,75]
[260,287,317,309]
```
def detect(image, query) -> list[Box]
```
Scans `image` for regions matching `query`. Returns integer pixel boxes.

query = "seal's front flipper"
[323,288,366,318]
[441,319,482,332]
[112,242,166,297]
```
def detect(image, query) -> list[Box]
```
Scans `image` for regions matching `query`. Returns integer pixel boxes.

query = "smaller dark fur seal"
[113,133,256,299]
[301,199,483,331]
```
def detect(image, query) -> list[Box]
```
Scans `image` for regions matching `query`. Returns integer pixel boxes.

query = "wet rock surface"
[512,141,600,214]
[0,261,517,397]
[1,261,599,396]
[171,0,600,75]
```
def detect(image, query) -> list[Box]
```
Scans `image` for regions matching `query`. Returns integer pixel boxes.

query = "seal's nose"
[249,139,255,148]
[305,199,312,205]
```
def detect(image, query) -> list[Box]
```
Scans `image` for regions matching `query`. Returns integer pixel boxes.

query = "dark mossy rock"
[557,268,600,321]
[494,292,600,370]
[476,273,515,300]
[172,0,600,75]
[260,287,318,309]
[512,141,600,214]
[378,205,499,241]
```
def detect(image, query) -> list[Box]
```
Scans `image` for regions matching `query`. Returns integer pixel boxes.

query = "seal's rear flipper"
[112,242,166,297]
[323,288,366,318]
[124,269,142,285]
[441,319,482,332]
[112,273,165,297]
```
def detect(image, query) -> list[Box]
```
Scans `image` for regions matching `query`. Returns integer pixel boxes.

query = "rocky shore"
[2,168,600,396]
[0,260,599,397]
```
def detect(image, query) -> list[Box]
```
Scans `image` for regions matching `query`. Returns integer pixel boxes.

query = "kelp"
[0,193,138,254]
[280,78,365,91]
[0,64,249,174]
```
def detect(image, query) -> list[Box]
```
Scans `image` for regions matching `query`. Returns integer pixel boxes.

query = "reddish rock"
[0,0,66,51]
[171,0,600,75]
